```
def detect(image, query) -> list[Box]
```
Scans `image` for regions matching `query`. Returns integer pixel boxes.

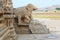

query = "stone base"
[15,25,32,34]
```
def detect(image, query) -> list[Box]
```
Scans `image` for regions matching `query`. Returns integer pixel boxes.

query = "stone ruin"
[14,4,50,34]
[0,0,17,40]
[0,1,50,40]
[14,4,37,34]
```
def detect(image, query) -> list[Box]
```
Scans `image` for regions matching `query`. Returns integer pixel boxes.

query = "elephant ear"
[26,6,32,12]
[26,4,34,11]
[26,4,37,11]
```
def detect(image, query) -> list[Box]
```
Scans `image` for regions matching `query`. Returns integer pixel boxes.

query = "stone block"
[29,20,49,34]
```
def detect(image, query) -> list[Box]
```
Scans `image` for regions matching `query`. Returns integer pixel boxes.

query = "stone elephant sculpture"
[14,4,37,25]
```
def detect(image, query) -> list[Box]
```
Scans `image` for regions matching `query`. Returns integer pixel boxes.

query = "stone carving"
[14,4,37,25]
[0,0,17,40]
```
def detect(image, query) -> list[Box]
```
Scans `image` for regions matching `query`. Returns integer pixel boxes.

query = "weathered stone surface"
[0,0,17,40]
[29,20,49,34]
[14,4,37,25]
[15,25,31,34]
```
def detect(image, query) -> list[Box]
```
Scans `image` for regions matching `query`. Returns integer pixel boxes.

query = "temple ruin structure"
[0,0,17,40]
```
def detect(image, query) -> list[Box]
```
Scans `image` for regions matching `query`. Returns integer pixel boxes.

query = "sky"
[12,0,60,8]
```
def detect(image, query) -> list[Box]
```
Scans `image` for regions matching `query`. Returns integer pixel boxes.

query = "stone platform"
[17,34,60,40]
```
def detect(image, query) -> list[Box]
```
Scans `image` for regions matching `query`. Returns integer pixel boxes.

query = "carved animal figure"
[14,4,37,24]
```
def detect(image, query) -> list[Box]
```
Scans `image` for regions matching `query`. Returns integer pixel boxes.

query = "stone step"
[0,30,11,40]
[0,27,8,37]
[16,26,31,34]
[0,26,7,31]
[2,30,11,40]
[17,29,31,34]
